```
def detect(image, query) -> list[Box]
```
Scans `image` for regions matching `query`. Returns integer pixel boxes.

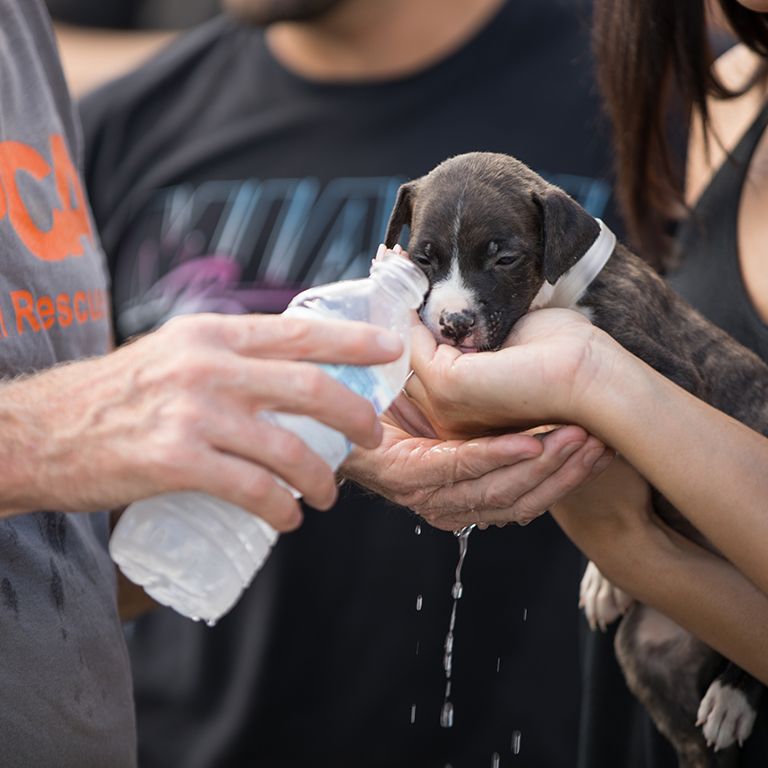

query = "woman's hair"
[593,0,768,267]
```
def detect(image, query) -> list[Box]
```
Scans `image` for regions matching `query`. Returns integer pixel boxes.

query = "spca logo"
[0,134,95,262]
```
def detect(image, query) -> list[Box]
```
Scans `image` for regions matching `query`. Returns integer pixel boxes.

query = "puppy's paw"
[579,561,633,632]
[696,679,757,751]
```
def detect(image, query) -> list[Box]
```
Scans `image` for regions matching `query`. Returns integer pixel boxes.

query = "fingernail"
[393,244,402,253]
[377,331,402,353]
[590,452,614,474]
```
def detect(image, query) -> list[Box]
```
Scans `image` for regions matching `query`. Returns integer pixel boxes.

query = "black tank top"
[577,101,768,768]
[669,101,768,360]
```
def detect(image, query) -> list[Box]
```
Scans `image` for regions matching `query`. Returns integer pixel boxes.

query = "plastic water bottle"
[109,250,429,624]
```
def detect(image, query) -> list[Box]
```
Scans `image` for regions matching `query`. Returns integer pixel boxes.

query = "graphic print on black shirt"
[112,171,610,339]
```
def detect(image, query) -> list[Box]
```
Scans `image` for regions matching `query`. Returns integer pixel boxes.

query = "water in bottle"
[109,248,428,624]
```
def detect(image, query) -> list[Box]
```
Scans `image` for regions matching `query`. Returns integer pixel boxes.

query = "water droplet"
[440,701,454,728]
[522,608,528,622]
[511,730,522,755]
[451,582,463,600]
[410,704,417,724]
[416,594,423,611]
[415,524,422,535]
[205,618,217,628]
[491,752,500,768]
[496,656,501,673]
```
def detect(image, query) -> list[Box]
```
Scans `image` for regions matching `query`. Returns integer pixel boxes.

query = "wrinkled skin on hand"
[343,405,611,532]
[7,313,401,531]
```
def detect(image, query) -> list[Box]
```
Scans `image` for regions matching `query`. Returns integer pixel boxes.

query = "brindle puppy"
[385,151,767,768]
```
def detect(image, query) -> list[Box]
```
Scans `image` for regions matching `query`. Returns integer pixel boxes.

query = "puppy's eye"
[411,253,433,269]
[495,254,520,267]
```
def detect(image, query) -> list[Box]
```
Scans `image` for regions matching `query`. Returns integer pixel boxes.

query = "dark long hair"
[593,0,768,267]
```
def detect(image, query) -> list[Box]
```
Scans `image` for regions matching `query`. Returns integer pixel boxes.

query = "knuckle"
[166,394,206,435]
[279,316,312,346]
[293,364,327,402]
[164,350,213,388]
[271,430,308,468]
[243,470,275,505]
[161,313,207,344]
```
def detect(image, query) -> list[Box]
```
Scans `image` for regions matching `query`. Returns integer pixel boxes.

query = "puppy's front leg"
[579,560,634,632]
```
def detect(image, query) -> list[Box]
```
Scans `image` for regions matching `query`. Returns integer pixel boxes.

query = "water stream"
[440,524,475,728]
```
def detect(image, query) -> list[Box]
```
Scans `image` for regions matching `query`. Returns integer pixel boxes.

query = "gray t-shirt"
[0,2,136,765]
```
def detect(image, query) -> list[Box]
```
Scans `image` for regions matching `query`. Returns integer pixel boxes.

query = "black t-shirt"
[44,0,219,29]
[81,4,619,766]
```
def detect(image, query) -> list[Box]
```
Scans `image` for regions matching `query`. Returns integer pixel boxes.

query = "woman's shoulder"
[685,44,768,205]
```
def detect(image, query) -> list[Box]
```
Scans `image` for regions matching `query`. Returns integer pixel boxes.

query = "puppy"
[385,152,767,768]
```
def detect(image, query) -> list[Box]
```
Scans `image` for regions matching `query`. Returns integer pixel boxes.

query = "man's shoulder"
[79,14,259,130]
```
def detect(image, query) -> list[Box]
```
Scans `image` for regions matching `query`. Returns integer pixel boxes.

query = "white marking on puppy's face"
[421,257,483,348]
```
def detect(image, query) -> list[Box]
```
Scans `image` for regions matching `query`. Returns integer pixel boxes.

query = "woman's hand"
[405,308,618,439]
[342,395,613,530]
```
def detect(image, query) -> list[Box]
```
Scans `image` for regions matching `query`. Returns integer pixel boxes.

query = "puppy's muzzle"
[439,309,476,344]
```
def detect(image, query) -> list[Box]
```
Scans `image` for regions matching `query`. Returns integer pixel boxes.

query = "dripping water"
[440,524,475,728]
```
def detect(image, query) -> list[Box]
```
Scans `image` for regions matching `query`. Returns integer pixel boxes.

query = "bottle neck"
[370,256,429,309]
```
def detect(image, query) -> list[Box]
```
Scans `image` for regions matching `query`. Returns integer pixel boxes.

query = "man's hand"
[342,398,612,530]
[1,313,402,531]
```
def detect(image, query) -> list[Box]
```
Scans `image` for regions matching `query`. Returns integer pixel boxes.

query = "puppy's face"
[386,153,599,350]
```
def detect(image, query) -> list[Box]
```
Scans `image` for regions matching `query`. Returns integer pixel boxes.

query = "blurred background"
[46,0,219,94]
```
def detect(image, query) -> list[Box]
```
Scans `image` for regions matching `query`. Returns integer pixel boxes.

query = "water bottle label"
[319,363,389,415]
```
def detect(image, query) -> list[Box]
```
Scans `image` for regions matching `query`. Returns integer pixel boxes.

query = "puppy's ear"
[533,188,600,284]
[384,181,418,248]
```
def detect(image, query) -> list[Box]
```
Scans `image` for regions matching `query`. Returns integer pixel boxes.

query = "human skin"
[1,313,403,531]
[404,305,768,682]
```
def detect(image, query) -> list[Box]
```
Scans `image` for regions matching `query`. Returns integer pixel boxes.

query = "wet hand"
[342,398,613,530]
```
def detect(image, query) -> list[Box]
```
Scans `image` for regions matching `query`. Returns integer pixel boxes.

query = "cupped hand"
[9,313,402,531]
[405,308,616,439]
[342,395,614,531]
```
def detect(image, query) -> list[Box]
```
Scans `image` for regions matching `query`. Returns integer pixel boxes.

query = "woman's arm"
[406,308,768,597]
[549,458,768,685]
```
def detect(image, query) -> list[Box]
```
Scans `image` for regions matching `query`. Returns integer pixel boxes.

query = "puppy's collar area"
[532,218,616,310]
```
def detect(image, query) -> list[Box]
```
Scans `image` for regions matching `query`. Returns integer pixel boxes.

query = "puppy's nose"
[439,309,476,344]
